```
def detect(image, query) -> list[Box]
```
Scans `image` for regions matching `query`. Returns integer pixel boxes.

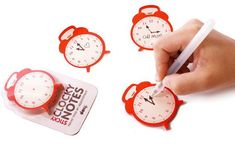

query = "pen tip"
[151,82,164,97]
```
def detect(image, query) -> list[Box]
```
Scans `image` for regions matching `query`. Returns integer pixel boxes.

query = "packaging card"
[2,69,98,135]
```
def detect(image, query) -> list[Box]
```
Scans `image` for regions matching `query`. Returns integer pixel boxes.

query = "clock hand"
[146,25,161,34]
[76,43,85,51]
[148,96,155,105]
[146,25,153,33]
[144,96,155,105]
[152,30,161,34]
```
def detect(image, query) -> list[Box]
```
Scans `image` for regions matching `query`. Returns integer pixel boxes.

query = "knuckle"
[154,38,164,49]
[154,33,171,48]
[155,51,161,59]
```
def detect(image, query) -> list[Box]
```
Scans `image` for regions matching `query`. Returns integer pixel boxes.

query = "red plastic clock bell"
[5,68,64,113]
[122,81,183,130]
[131,5,173,51]
[59,26,110,72]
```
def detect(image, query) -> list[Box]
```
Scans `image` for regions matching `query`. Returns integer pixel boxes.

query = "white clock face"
[132,16,171,49]
[133,86,175,124]
[14,72,54,108]
[65,34,103,67]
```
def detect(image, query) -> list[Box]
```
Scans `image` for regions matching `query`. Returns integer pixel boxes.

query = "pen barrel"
[167,61,181,75]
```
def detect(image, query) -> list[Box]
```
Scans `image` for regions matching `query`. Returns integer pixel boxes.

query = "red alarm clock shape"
[59,26,110,72]
[5,68,64,113]
[122,81,183,130]
[131,5,173,51]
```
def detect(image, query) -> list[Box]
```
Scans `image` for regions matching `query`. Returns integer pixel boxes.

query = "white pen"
[152,19,216,96]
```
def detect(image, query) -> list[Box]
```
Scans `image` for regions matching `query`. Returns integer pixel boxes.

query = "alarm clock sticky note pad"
[59,26,110,72]
[131,5,173,51]
[5,68,64,113]
[122,81,183,130]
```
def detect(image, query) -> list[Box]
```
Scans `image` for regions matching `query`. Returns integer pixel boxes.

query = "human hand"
[154,19,235,95]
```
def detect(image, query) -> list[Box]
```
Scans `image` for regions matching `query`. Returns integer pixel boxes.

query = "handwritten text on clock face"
[132,17,171,49]
[65,34,103,67]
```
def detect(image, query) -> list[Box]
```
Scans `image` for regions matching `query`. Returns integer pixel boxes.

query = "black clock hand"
[152,30,161,34]
[144,96,155,105]
[76,43,85,51]
[149,96,155,105]
[146,25,153,33]
[146,25,161,34]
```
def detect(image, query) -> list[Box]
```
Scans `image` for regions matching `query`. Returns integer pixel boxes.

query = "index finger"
[154,30,185,80]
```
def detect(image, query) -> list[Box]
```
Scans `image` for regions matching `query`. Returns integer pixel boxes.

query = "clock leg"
[105,50,111,54]
[163,123,171,130]
[138,47,144,52]
[7,91,15,101]
[43,106,50,114]
[86,67,91,72]
[177,100,184,106]
[55,83,64,91]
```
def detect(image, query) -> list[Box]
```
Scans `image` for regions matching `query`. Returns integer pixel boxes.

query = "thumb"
[162,71,207,95]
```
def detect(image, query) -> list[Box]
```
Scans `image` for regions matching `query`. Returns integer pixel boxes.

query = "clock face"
[65,34,104,67]
[133,86,176,124]
[14,71,54,108]
[132,16,171,49]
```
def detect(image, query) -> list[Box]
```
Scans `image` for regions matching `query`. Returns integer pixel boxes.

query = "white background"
[0,0,235,157]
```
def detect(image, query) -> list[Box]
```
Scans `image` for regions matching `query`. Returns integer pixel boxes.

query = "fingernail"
[155,73,160,81]
[155,71,160,82]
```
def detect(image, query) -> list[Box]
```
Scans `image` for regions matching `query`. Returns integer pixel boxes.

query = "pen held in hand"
[152,19,216,96]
